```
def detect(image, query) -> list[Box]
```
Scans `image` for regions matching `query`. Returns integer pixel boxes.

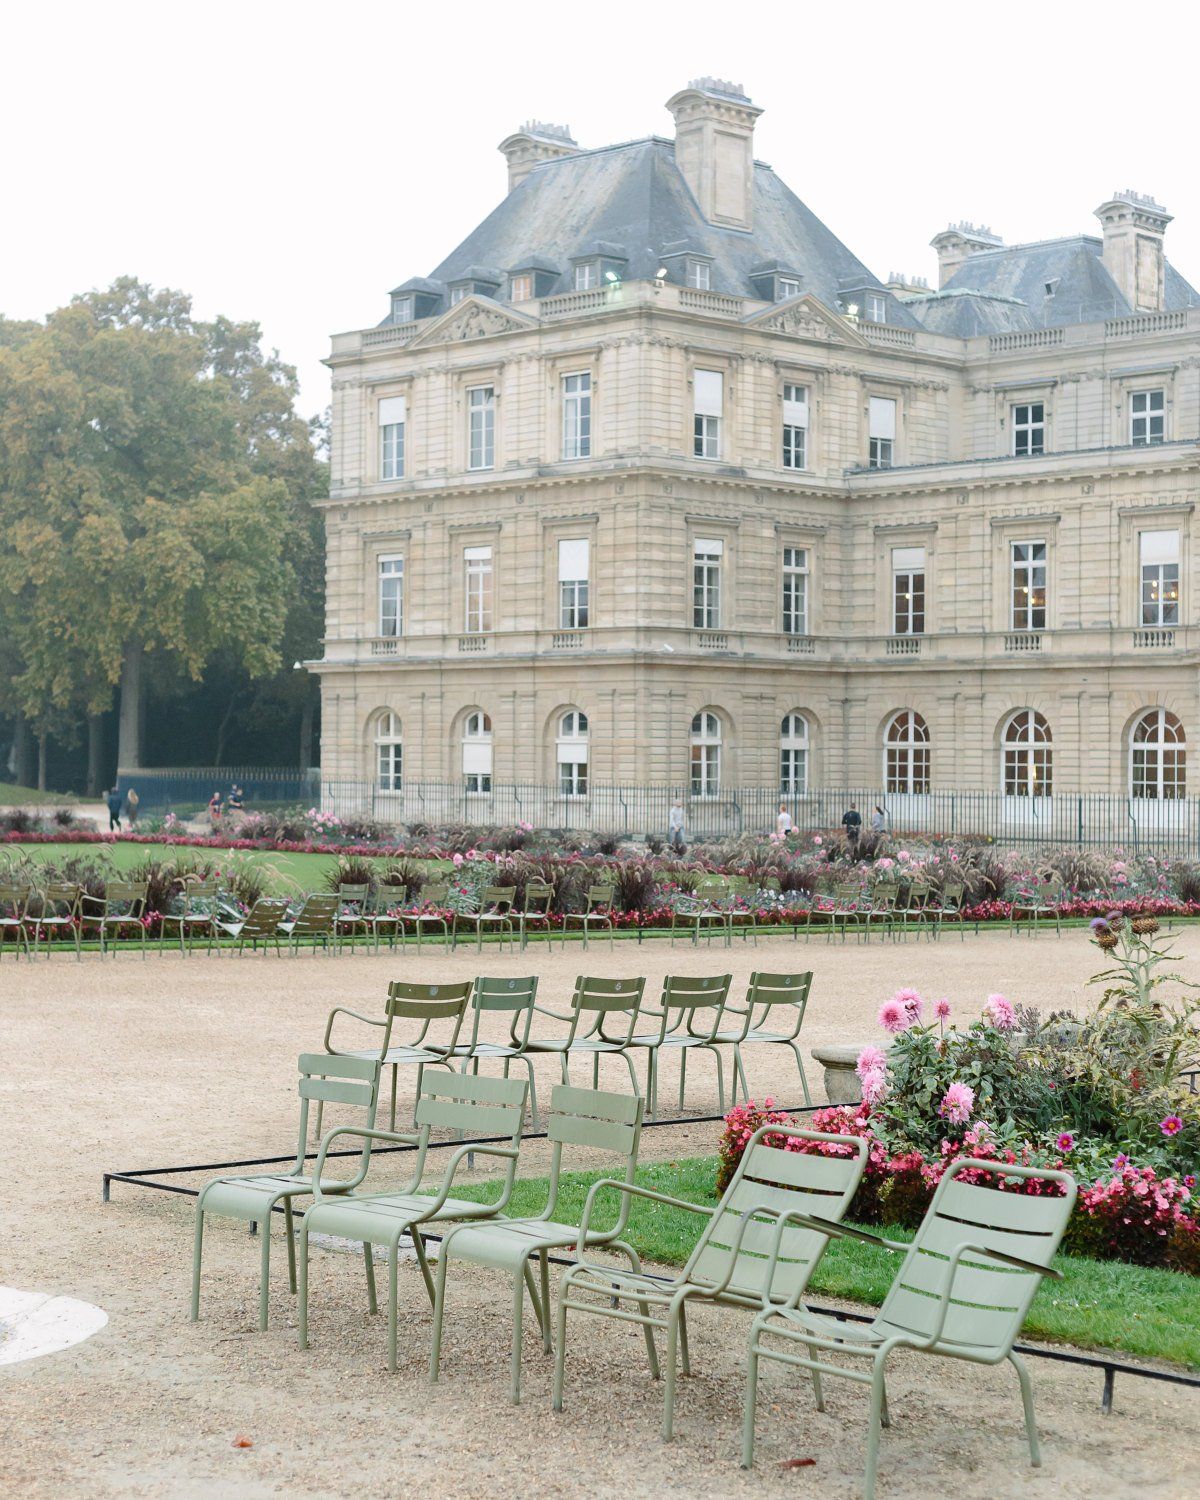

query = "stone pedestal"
[811,1043,877,1105]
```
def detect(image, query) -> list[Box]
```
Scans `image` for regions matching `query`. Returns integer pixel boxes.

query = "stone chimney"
[929,222,1004,287]
[666,78,762,232]
[1094,191,1172,312]
[497,121,578,193]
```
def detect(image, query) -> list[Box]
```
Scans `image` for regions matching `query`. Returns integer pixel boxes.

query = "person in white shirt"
[776,803,793,837]
[668,800,686,851]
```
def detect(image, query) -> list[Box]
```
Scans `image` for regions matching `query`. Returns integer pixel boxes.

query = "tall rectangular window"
[379,395,406,481]
[782,547,808,635]
[1010,541,1047,631]
[693,538,723,629]
[1012,402,1045,456]
[378,555,404,637]
[693,370,723,459]
[510,273,533,302]
[778,277,800,299]
[558,538,590,628]
[561,372,592,460]
[866,292,887,322]
[892,546,925,635]
[464,545,493,632]
[782,383,808,469]
[868,397,896,468]
[574,262,598,290]
[1141,530,1180,626]
[1131,389,1165,445]
[686,260,711,289]
[390,295,413,322]
[467,386,495,471]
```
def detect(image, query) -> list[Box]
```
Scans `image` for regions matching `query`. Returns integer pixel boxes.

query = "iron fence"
[116,766,319,812]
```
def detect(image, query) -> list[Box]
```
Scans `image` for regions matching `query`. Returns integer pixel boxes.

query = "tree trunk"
[214,690,243,768]
[37,733,47,792]
[12,714,33,786]
[299,692,315,770]
[117,641,143,770]
[87,714,105,797]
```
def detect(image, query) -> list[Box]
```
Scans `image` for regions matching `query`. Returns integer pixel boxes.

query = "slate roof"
[904,236,1200,336]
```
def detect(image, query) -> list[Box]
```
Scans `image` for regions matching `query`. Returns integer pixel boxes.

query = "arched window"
[461,711,493,794]
[557,711,589,797]
[884,710,930,793]
[690,712,722,798]
[374,712,402,791]
[780,713,809,795]
[1131,709,1186,800]
[1003,710,1052,797]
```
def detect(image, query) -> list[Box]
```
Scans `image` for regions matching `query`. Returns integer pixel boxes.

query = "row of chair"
[320,970,814,1129]
[190,1055,1077,1499]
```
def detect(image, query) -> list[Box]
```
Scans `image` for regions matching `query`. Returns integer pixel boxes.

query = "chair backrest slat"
[298,1076,376,1107]
[414,1070,528,1135]
[386,980,473,1019]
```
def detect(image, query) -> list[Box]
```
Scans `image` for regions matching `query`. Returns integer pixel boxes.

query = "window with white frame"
[693,369,723,458]
[782,547,808,635]
[1131,389,1165,445]
[690,712,722,797]
[461,711,493,793]
[1010,541,1047,631]
[866,292,887,323]
[379,395,406,481]
[391,295,413,323]
[1140,530,1180,626]
[558,538,589,628]
[450,286,469,305]
[378,555,403,637]
[780,712,809,795]
[782,383,808,469]
[693,538,722,629]
[561,372,591,460]
[374,712,402,791]
[467,386,495,470]
[464,545,493,632]
[510,273,533,302]
[1011,401,1045,457]
[778,276,800,299]
[892,546,925,635]
[868,396,896,468]
[573,262,598,290]
[556,710,589,796]
[1003,710,1052,797]
[884,710,930,794]
[686,259,711,289]
[1131,708,1186,800]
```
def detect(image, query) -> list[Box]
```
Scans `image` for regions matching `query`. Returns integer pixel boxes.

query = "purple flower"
[1056,1132,1075,1153]
[1161,1115,1184,1137]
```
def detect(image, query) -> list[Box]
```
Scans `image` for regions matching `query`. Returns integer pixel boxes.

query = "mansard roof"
[421,136,919,327]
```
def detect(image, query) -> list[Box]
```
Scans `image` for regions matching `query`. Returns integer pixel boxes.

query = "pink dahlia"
[984,993,1016,1031]
[861,1067,887,1106]
[935,998,952,1021]
[1161,1115,1184,1137]
[856,1045,887,1081]
[1056,1132,1075,1153]
[877,998,910,1033]
[938,1082,975,1124]
[894,987,924,1022]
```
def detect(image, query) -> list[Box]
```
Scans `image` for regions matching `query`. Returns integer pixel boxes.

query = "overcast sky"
[4,0,1198,415]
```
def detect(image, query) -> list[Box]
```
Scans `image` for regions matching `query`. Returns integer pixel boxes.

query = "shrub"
[322,855,378,893]
[1065,1163,1198,1266]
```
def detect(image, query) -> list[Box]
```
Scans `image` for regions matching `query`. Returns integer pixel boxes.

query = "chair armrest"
[533,1003,576,1023]
[322,1006,385,1052]
[920,1238,1062,1348]
[311,1125,421,1198]
[575,1178,713,1259]
[425,1144,521,1217]
[786,1213,909,1254]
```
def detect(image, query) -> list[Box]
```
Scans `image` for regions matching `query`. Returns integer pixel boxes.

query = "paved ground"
[3,928,1197,1497]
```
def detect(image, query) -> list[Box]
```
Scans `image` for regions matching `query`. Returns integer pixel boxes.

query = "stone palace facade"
[313,78,1200,815]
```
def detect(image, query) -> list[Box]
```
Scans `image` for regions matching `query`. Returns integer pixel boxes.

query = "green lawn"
[0,782,78,807]
[456,1156,1200,1369]
[6,839,348,892]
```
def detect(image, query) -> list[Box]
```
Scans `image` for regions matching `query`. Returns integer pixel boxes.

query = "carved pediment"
[408,296,537,349]
[742,293,867,347]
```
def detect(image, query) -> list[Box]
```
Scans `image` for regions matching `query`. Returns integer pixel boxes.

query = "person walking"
[841,801,862,856]
[776,802,793,837]
[227,784,244,815]
[871,804,887,836]
[105,787,123,832]
[207,790,222,826]
[125,787,140,827]
[668,799,686,852]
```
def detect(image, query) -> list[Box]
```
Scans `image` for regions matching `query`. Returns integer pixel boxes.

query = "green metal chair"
[82,880,148,957]
[216,895,290,955]
[561,883,616,950]
[0,884,31,959]
[278,892,340,955]
[1010,874,1063,937]
[398,881,451,950]
[334,882,373,949]
[365,881,406,951]
[159,880,221,955]
[29,882,81,960]
[453,884,516,952]
[430,1084,647,1403]
[830,881,865,943]
[525,975,647,1092]
[451,974,541,1124]
[724,875,758,944]
[191,1052,381,1330]
[928,877,967,941]
[863,882,897,942]
[553,1124,869,1439]
[715,971,813,1107]
[625,973,732,1118]
[742,1159,1077,1499]
[322,980,472,1130]
[518,880,555,950]
[298,1070,529,1371]
[670,878,730,947]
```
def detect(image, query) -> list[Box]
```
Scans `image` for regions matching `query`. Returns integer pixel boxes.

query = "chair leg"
[429,1243,450,1383]
[677,1048,688,1109]
[258,1208,273,1331]
[787,1041,812,1107]
[364,1240,378,1315]
[678,1302,691,1376]
[412,1229,437,1306]
[190,1207,205,1320]
[388,1241,400,1371]
[741,1327,761,1467]
[552,1278,572,1410]
[537,1251,552,1353]
[1010,1351,1042,1467]
[511,1269,525,1404]
[298,1225,311,1348]
[284,1199,297,1294]
[864,1353,889,1500]
[662,1303,682,1440]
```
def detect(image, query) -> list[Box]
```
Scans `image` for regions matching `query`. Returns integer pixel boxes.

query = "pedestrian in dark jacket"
[106,788,123,832]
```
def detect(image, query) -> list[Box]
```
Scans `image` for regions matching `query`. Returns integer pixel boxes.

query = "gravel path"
[3,929,1197,1497]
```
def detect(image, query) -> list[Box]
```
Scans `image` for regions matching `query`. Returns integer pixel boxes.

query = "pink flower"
[1056,1132,1075,1153]
[452,853,464,867]
[935,998,952,1020]
[856,1045,886,1081]
[877,998,910,1033]
[938,1082,975,1124]
[1161,1115,1184,1137]
[894,987,923,1022]
[984,993,1016,1030]
[861,1067,887,1105]
[898,850,911,863]
[813,836,823,847]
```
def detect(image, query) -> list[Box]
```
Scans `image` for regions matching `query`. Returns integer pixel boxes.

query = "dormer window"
[778,277,800,299]
[574,262,599,291]
[450,286,469,305]
[390,295,413,323]
[866,293,887,323]
[686,259,712,290]
[510,273,533,302]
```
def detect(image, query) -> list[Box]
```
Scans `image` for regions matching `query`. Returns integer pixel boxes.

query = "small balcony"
[886,635,923,657]
[1004,631,1044,654]
[1133,628,1177,649]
